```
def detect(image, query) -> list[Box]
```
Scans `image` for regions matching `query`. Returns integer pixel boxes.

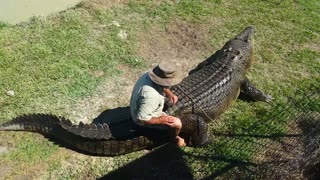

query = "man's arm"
[163,88,178,104]
[136,86,178,127]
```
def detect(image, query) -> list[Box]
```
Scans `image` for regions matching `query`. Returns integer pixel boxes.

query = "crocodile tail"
[0,114,60,134]
[51,126,154,156]
[59,119,113,140]
[0,114,155,155]
[1,114,157,155]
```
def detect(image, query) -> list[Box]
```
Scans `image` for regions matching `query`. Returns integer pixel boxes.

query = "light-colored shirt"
[130,73,165,126]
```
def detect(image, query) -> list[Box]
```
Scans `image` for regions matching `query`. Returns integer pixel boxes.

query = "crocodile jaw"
[233,26,254,70]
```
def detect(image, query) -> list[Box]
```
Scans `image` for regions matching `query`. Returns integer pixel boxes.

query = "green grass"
[0,0,319,179]
[0,6,145,119]
[5,134,58,164]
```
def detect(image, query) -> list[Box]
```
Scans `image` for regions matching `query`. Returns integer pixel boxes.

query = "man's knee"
[173,117,182,129]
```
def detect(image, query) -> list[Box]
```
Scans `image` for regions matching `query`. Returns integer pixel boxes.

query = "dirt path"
[69,18,214,124]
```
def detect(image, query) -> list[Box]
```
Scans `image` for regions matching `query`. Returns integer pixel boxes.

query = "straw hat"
[148,61,183,87]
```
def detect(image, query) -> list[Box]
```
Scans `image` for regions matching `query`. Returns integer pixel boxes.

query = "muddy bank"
[0,0,82,24]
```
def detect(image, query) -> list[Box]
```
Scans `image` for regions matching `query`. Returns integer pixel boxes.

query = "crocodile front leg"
[241,76,273,102]
[181,114,211,147]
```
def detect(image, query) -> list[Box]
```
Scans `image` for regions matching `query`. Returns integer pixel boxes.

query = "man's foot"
[176,136,186,147]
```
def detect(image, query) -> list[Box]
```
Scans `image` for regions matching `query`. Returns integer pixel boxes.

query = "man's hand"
[161,115,177,126]
[169,95,178,105]
[163,88,178,104]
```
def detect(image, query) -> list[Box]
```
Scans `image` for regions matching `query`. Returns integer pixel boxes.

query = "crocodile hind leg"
[181,114,211,147]
[241,76,273,102]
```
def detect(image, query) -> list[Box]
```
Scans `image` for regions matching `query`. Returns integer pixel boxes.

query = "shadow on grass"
[99,143,194,180]
[93,106,136,139]
[93,106,132,125]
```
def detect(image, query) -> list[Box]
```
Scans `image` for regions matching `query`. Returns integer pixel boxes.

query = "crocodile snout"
[235,26,254,42]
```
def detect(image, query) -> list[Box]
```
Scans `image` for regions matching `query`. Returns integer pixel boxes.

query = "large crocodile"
[0,26,272,156]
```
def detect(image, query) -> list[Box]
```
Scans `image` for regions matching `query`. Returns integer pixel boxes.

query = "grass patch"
[288,49,320,74]
[0,22,8,29]
[2,134,58,165]
[0,5,145,119]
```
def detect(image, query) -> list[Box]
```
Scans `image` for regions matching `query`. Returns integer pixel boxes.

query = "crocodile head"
[223,26,254,71]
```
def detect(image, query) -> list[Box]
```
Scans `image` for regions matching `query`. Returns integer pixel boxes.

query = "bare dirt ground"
[70,18,214,124]
[137,18,212,72]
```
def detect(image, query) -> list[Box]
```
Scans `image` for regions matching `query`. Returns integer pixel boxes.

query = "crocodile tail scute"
[0,114,61,134]
[60,118,113,140]
[90,136,153,156]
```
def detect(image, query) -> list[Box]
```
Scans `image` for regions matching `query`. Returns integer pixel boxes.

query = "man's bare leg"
[168,118,186,147]
[143,115,186,147]
[176,136,186,147]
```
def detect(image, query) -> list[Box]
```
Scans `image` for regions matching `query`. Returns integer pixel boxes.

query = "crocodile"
[0,26,272,156]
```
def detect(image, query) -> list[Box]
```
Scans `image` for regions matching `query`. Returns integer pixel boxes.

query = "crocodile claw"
[264,94,273,103]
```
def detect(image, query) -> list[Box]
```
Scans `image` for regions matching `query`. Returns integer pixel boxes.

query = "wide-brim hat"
[148,61,183,87]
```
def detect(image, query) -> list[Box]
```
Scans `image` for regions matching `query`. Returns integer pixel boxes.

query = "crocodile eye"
[231,55,237,59]
[232,50,243,61]
[231,53,243,62]
[223,47,232,52]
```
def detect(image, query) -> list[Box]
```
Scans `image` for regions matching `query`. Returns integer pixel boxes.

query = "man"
[130,61,186,147]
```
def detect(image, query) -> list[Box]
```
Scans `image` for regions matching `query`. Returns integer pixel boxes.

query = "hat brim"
[148,69,183,87]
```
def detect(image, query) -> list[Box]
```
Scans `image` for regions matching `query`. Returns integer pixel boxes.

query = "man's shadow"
[92,106,135,138]
[99,143,194,180]
[93,106,132,125]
